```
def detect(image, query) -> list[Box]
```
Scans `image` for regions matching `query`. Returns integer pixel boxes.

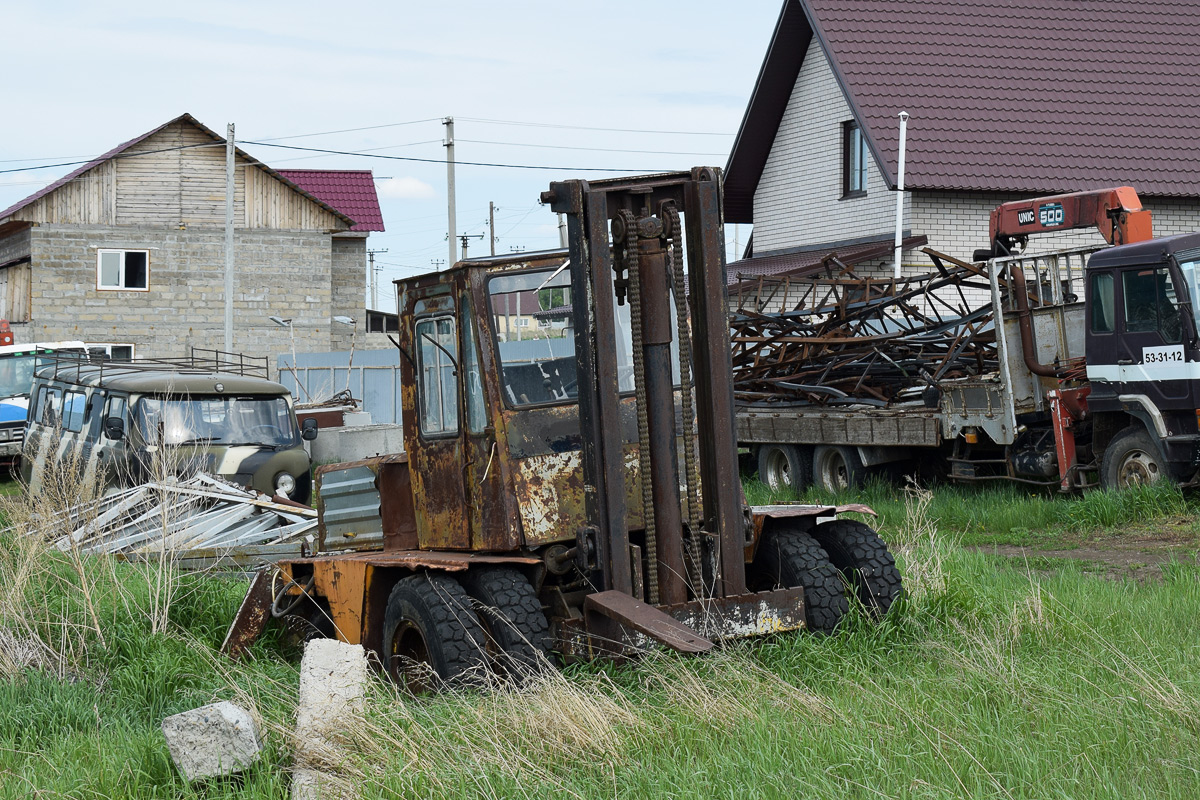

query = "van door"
[96,393,130,488]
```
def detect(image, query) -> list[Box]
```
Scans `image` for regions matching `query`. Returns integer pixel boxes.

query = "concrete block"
[295,638,369,748]
[161,701,261,781]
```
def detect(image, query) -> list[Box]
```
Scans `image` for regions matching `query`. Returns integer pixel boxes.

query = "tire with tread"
[812,445,866,493]
[461,566,552,677]
[381,572,487,692]
[1101,426,1166,489]
[754,527,848,634]
[757,444,812,493]
[812,519,903,618]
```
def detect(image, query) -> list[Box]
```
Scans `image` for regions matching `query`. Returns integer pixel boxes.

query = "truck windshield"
[0,354,38,400]
[1175,257,1200,337]
[135,395,298,447]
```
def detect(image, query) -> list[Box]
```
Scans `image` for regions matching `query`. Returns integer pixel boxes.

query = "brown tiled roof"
[727,235,927,287]
[726,0,1200,223]
[0,114,355,228]
[276,170,385,232]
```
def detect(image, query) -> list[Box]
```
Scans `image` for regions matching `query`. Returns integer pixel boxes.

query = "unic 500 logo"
[1038,202,1064,227]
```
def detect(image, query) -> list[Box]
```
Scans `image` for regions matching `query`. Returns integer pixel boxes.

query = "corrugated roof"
[726,0,1200,223]
[727,235,927,287]
[0,114,355,228]
[275,170,385,232]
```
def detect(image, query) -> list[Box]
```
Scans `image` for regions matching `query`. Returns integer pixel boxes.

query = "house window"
[842,121,867,197]
[97,249,149,291]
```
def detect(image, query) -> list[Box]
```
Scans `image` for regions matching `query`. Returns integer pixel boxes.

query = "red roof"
[726,0,1200,223]
[276,170,385,232]
[727,235,927,288]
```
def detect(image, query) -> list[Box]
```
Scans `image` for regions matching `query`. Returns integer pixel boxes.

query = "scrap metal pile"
[730,250,1001,407]
[25,474,317,569]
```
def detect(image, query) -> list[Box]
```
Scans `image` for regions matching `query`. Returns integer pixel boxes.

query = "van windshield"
[0,355,38,400]
[134,395,298,447]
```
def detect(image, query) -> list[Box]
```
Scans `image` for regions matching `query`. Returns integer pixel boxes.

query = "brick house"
[725,0,1200,306]
[0,113,383,364]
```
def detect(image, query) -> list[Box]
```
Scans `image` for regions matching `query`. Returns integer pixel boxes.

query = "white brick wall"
[753,37,907,255]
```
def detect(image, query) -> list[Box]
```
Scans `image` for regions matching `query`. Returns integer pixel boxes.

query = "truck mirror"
[301,417,319,441]
[103,417,125,441]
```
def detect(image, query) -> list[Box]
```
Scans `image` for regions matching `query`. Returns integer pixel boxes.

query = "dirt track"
[972,530,1200,581]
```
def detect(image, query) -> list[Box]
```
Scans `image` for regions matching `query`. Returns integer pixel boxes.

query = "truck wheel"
[1102,426,1165,489]
[753,527,848,634]
[461,566,552,679]
[812,445,866,493]
[757,444,811,493]
[812,520,903,618]
[381,573,487,693]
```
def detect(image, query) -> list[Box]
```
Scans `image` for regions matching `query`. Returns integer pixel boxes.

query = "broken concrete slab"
[161,701,262,782]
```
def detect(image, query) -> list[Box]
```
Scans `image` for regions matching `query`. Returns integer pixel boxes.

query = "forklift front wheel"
[811,520,904,618]
[461,567,552,680]
[752,527,848,634]
[381,573,488,693]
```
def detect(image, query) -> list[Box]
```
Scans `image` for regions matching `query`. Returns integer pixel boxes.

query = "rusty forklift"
[225,169,903,688]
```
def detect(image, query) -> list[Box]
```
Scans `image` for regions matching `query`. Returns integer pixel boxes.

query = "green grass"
[4,477,1200,798]
[744,475,1200,548]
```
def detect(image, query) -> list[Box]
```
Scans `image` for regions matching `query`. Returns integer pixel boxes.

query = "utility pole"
[430,259,446,270]
[459,233,483,260]
[444,117,457,268]
[367,248,387,309]
[489,201,496,255]
[557,213,567,248]
[224,123,235,354]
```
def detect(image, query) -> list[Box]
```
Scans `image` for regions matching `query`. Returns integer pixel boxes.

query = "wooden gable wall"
[13,120,345,232]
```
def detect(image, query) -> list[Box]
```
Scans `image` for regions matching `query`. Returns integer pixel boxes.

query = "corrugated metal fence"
[278,349,403,425]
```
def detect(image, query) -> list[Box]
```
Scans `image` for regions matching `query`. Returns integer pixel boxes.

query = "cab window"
[416,315,459,436]
[1090,272,1114,333]
[1123,267,1182,343]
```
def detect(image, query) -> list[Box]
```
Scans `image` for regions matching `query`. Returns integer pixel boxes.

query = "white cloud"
[377,176,436,200]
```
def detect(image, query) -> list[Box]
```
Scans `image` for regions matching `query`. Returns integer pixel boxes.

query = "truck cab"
[1085,232,1200,485]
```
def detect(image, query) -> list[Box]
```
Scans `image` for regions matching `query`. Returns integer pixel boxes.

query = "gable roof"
[276,170,385,232]
[0,113,355,227]
[726,0,1200,223]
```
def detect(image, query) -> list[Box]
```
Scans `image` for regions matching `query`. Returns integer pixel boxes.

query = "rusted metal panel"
[281,550,540,571]
[312,560,367,645]
[510,450,586,546]
[220,567,274,659]
[317,464,384,551]
[584,590,713,653]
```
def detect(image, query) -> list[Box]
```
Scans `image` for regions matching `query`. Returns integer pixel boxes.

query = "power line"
[253,118,442,142]
[0,141,224,175]
[457,116,734,137]
[458,139,726,157]
[240,140,668,173]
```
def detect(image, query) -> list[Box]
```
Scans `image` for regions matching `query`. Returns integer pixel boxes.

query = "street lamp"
[332,316,357,395]
[268,316,309,401]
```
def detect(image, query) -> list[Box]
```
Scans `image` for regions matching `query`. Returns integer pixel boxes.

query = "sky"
[0,1,781,312]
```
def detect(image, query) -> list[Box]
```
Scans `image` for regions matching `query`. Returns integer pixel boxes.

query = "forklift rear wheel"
[811,520,903,618]
[757,444,811,494]
[1102,426,1165,489]
[462,567,552,679]
[752,527,848,634]
[812,446,866,493]
[381,573,487,693]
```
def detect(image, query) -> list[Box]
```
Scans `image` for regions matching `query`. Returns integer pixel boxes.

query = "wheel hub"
[1118,450,1159,487]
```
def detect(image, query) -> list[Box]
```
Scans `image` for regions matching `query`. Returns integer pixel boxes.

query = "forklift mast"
[541,168,747,604]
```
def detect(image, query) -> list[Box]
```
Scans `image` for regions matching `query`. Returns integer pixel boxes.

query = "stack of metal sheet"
[30,474,317,569]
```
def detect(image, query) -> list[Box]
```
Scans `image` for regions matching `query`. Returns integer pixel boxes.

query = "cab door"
[408,312,471,549]
[1113,265,1191,407]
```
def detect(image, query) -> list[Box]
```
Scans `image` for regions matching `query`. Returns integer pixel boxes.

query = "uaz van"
[21,356,318,502]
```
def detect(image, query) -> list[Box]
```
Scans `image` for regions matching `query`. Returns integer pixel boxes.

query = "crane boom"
[980,186,1153,260]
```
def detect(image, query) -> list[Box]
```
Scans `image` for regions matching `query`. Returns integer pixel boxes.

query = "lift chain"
[615,209,659,604]
[665,204,707,598]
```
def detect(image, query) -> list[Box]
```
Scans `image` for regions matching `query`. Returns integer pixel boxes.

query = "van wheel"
[381,573,487,693]
[1102,426,1165,489]
[813,445,866,493]
[811,520,903,618]
[461,567,552,679]
[757,444,811,494]
[751,527,848,634]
